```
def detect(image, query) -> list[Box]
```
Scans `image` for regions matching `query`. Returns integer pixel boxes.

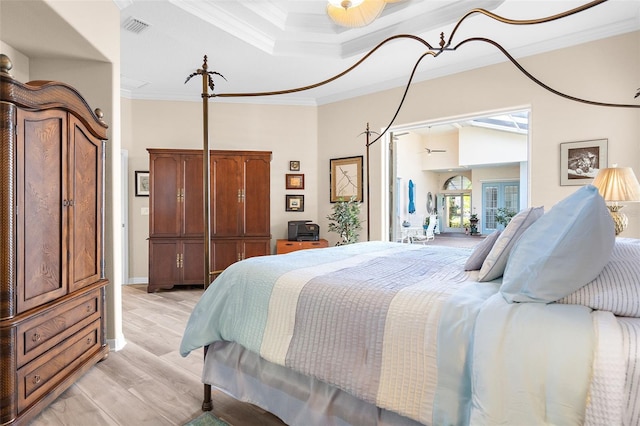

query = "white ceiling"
[115,0,639,105]
[1,1,638,106]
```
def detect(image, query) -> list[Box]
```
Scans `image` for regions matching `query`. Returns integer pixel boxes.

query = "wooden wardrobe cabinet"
[0,56,110,425]
[148,149,271,292]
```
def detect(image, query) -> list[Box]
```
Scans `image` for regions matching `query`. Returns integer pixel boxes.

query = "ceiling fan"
[425,148,446,155]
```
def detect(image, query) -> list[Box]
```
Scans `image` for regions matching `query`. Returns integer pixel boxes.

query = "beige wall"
[121,99,318,280]
[2,1,639,344]
[318,30,640,242]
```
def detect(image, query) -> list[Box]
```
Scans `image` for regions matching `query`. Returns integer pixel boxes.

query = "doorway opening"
[387,108,530,242]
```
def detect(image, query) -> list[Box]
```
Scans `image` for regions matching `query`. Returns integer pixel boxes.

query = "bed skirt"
[203,341,426,426]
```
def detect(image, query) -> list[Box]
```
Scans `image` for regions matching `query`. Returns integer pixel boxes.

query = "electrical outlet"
[141,207,149,215]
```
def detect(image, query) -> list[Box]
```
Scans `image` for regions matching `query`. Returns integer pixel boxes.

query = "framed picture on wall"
[289,160,301,171]
[135,171,150,196]
[286,195,304,212]
[559,139,607,186]
[330,155,363,202]
[286,174,305,189]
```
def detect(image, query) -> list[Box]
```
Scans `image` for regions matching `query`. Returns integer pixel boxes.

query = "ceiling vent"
[122,16,150,34]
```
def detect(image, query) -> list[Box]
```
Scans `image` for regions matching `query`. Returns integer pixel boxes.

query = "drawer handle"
[32,375,41,385]
[87,304,92,313]
[32,333,41,342]
[86,338,92,345]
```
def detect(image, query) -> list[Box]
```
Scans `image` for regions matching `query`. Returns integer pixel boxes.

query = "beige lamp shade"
[327,0,386,27]
[592,166,640,202]
[592,166,640,235]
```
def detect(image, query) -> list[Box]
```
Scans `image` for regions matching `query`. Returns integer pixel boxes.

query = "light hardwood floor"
[28,238,476,425]
[29,284,285,426]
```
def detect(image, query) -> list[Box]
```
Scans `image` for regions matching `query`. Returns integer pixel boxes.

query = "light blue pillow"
[478,206,544,282]
[501,185,615,303]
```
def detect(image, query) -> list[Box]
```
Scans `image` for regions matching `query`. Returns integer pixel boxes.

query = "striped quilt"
[180,241,626,425]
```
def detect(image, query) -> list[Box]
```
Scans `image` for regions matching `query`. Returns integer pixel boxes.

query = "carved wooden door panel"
[16,109,68,313]
[68,115,102,293]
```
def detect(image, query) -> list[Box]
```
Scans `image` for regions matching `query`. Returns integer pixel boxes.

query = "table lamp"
[592,165,640,235]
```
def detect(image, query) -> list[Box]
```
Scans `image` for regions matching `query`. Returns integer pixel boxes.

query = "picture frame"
[289,160,300,171]
[285,194,304,212]
[559,139,608,186]
[330,155,363,202]
[135,170,150,196]
[286,173,305,190]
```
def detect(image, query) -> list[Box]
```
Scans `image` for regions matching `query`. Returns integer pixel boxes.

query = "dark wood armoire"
[0,55,110,425]
[147,149,271,292]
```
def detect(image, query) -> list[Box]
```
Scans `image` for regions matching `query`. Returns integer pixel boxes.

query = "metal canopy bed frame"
[182,0,639,416]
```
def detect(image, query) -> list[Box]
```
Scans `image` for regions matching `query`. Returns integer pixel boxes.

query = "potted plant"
[495,207,516,227]
[327,196,363,245]
[469,213,479,235]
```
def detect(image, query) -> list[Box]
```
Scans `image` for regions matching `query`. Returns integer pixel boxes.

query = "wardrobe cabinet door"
[149,154,181,237]
[148,240,180,291]
[243,155,270,236]
[69,114,103,293]
[211,155,242,237]
[17,109,68,313]
[181,154,204,237]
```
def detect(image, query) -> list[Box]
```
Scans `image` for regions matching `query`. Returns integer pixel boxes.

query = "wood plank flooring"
[28,238,474,425]
[29,285,286,426]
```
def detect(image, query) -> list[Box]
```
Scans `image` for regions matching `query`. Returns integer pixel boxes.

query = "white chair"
[425,215,437,241]
[413,215,437,244]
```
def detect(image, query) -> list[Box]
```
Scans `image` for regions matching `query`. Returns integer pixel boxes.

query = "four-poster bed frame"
[182,0,639,415]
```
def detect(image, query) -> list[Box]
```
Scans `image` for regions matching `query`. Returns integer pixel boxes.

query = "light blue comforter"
[180,241,596,425]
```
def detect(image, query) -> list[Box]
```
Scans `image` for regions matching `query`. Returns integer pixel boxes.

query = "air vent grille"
[123,17,150,34]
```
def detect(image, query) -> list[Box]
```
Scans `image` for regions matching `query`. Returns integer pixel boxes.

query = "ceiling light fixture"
[326,0,387,28]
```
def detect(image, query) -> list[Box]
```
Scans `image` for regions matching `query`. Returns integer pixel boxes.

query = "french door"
[442,193,471,233]
[482,181,519,234]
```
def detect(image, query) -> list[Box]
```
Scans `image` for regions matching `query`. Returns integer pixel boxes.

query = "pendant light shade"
[327,0,386,28]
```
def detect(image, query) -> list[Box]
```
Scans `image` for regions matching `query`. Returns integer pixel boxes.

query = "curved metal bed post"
[184,0,639,413]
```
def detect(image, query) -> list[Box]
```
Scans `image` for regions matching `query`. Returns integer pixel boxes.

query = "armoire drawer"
[17,319,101,412]
[16,288,102,367]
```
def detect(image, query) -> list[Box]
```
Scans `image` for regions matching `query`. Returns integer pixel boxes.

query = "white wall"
[459,127,527,167]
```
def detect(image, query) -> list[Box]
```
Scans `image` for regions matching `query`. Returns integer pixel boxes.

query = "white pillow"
[478,206,544,282]
[557,238,640,317]
[501,185,615,303]
[464,230,501,271]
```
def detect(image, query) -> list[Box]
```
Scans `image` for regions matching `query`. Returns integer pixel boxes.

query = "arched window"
[443,175,472,191]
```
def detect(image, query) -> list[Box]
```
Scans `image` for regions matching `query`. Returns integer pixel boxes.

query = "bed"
[181,185,640,426]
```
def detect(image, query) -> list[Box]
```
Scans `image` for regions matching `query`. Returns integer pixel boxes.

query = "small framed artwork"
[289,160,300,171]
[286,173,305,190]
[560,139,608,186]
[285,195,304,212]
[330,155,363,202]
[135,170,150,196]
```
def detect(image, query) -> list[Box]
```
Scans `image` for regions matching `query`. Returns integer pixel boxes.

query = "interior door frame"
[384,106,531,241]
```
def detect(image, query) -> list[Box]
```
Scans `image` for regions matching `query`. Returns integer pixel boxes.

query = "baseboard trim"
[126,277,148,285]
[107,334,127,352]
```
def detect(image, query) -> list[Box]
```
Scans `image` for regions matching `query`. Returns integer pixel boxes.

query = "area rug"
[183,411,230,426]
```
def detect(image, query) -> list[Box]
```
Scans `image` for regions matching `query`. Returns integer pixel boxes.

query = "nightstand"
[276,239,329,254]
